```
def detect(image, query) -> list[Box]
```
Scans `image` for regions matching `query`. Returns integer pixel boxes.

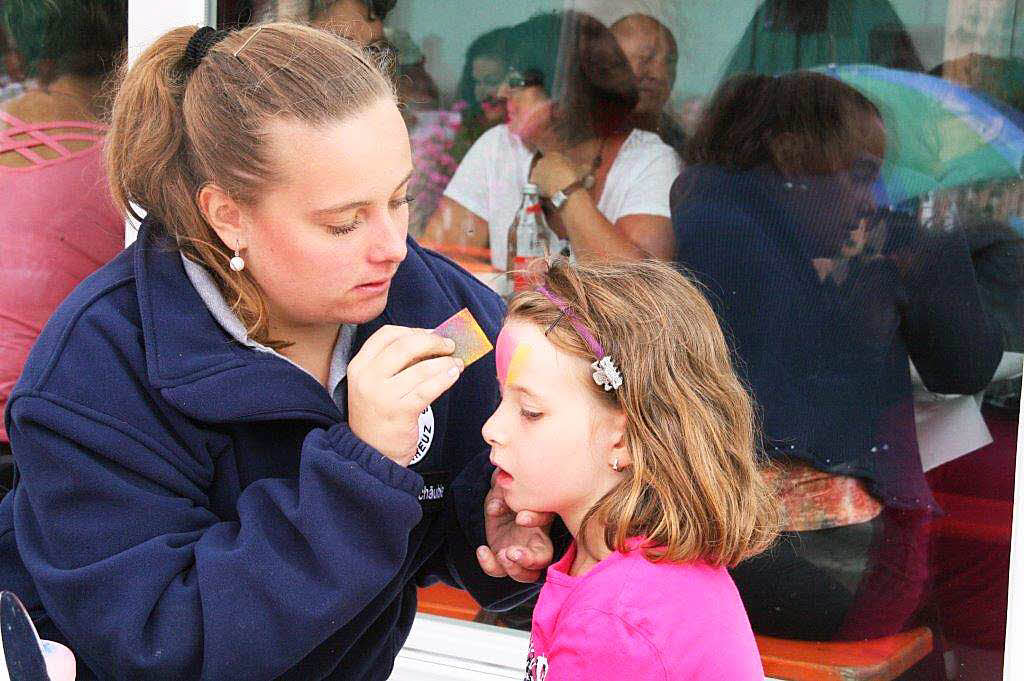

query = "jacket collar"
[133,217,461,424]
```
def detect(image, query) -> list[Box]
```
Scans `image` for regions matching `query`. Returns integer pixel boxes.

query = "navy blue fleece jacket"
[0,218,530,680]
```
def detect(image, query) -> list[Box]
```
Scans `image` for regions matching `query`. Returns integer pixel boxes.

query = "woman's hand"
[347,325,464,466]
[477,469,555,582]
[529,151,579,199]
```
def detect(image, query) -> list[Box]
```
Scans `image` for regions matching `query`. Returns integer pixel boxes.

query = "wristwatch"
[550,174,594,210]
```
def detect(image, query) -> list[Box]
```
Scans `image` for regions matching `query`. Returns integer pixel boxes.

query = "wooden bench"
[417,584,933,681]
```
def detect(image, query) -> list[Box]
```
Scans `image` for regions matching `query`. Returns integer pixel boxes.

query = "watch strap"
[551,175,591,210]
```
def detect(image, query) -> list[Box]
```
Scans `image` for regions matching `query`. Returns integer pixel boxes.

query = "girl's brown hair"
[105,22,395,347]
[509,259,778,567]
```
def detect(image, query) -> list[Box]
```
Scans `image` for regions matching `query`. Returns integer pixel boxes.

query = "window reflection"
[225,2,1020,679]
[0,0,127,494]
[421,9,679,270]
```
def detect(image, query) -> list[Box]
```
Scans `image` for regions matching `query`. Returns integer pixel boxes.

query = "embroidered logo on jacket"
[409,405,434,465]
[525,639,548,681]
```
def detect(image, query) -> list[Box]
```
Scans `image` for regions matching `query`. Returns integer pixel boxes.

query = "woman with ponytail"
[0,22,552,680]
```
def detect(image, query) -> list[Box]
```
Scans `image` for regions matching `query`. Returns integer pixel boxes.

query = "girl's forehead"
[496,321,587,386]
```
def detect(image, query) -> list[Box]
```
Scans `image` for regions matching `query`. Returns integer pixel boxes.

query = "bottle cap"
[523,183,539,194]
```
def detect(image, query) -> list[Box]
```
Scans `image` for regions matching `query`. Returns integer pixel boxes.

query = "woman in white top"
[424,11,680,265]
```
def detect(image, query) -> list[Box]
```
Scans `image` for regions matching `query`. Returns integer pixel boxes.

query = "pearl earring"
[229,243,245,272]
[610,458,621,472]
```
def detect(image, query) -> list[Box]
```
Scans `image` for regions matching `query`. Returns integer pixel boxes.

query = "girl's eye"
[390,195,415,210]
[520,409,542,421]
[328,217,362,235]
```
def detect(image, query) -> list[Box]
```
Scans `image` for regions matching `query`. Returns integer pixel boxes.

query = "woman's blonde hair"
[508,259,778,567]
[105,22,395,347]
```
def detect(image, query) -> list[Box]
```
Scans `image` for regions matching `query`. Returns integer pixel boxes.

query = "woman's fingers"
[348,324,417,368]
[476,545,507,578]
[496,548,542,583]
[515,510,554,527]
[402,358,463,411]
[375,331,456,378]
[391,355,463,400]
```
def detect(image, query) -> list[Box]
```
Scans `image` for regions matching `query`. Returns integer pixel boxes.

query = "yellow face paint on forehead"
[495,325,533,386]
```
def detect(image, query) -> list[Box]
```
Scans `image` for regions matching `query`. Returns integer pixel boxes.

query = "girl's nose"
[481,405,507,448]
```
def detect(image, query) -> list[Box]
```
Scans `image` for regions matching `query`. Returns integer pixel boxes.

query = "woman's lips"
[354,278,390,294]
[495,468,513,485]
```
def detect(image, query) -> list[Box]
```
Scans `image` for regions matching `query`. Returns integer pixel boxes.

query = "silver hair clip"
[233,26,264,61]
[591,356,623,392]
[536,285,624,392]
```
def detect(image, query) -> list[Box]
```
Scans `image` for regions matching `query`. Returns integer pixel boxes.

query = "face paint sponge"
[433,308,494,367]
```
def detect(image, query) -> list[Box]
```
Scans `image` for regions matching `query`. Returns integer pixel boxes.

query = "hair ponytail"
[104,23,395,347]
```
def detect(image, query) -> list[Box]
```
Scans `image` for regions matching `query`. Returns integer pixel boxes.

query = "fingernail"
[454,358,465,370]
[448,365,460,377]
[508,549,522,561]
[476,546,487,558]
[445,338,456,350]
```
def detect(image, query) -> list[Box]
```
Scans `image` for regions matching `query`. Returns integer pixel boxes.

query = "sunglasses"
[504,68,544,90]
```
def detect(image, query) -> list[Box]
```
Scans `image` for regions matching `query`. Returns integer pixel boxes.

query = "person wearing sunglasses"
[423,11,680,269]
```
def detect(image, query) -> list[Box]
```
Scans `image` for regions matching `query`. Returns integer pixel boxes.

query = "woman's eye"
[520,409,542,421]
[390,195,415,210]
[328,217,362,235]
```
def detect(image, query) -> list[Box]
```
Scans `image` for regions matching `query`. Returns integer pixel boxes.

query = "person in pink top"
[479,258,779,680]
[0,0,127,492]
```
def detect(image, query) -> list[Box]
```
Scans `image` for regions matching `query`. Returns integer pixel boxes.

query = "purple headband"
[536,286,623,391]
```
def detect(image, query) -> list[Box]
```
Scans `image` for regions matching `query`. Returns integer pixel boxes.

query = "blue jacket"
[671,165,1003,513]
[1,218,527,680]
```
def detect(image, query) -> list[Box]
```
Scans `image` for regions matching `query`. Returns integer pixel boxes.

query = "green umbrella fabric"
[815,63,1024,202]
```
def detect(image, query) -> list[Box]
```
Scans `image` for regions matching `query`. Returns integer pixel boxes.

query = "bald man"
[611,13,686,155]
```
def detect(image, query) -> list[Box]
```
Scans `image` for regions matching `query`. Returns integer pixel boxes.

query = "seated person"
[0,0,126,493]
[671,71,1003,644]
[424,10,679,266]
[610,12,686,156]
[453,26,513,152]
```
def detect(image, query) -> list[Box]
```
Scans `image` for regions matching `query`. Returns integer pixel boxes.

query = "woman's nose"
[496,82,512,99]
[369,211,407,263]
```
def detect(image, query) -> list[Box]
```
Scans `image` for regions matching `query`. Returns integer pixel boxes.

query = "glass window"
[1,0,128,488]
[343,2,1019,679]
[40,2,1017,679]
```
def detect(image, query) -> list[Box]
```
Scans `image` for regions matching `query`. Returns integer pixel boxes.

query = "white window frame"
[125,4,1024,680]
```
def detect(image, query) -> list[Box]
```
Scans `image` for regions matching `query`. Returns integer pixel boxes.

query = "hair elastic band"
[181,26,231,77]
[535,286,623,391]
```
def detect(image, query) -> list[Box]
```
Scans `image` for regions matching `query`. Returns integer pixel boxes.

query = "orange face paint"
[495,325,532,386]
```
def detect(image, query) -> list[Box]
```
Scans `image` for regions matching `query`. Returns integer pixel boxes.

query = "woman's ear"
[197,183,248,251]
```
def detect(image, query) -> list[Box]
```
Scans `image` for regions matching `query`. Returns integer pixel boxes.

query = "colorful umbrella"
[815,63,1024,203]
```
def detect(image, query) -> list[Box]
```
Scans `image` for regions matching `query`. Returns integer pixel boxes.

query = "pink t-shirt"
[526,538,763,681]
[0,111,123,441]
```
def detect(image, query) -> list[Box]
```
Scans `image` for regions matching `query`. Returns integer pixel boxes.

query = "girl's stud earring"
[229,244,245,272]
[610,458,620,472]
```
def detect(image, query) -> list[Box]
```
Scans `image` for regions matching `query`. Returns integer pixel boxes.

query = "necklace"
[580,137,606,190]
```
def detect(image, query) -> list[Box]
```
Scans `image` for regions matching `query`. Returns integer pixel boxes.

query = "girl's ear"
[601,409,632,470]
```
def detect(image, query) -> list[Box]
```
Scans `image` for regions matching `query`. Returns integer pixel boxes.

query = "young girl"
[482,258,778,680]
